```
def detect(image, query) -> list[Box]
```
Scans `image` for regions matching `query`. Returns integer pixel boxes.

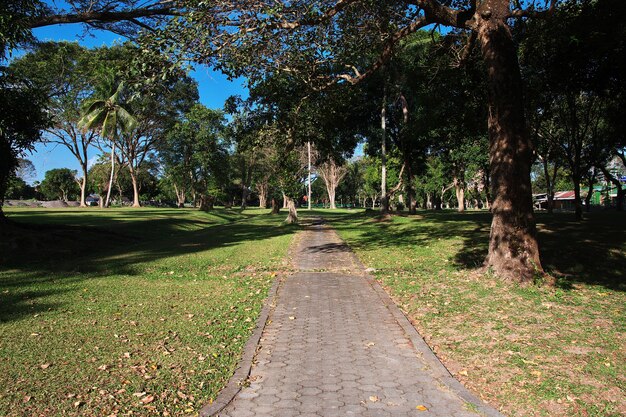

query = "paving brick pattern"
[217,222,483,417]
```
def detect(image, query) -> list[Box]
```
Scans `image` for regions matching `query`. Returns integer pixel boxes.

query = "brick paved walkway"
[215,221,496,417]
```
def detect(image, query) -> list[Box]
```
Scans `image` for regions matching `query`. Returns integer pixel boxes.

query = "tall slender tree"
[79,79,137,208]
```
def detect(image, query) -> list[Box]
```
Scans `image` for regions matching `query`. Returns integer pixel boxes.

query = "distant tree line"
[2,0,624,282]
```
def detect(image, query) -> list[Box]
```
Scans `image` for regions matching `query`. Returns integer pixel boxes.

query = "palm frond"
[101,111,118,140]
[78,108,107,131]
[117,106,138,133]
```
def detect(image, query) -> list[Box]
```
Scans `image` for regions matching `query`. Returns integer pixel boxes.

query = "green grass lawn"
[314,209,625,417]
[0,207,296,416]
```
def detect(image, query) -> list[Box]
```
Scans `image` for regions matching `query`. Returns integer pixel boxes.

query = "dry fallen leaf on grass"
[141,395,155,404]
[458,369,468,376]
[40,363,51,369]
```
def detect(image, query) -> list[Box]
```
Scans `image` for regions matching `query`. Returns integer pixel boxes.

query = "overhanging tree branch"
[28,6,179,29]
[339,17,429,85]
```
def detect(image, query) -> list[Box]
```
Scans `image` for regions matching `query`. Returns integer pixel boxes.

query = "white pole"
[308,141,312,210]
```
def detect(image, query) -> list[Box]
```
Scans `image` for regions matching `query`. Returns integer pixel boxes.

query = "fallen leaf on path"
[369,395,380,402]
[288,316,296,320]
[416,405,428,411]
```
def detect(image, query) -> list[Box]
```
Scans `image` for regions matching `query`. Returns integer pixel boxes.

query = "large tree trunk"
[174,184,185,208]
[584,177,594,212]
[572,172,583,220]
[104,141,116,208]
[257,179,269,208]
[200,194,214,211]
[477,0,542,282]
[259,193,267,209]
[406,164,417,214]
[259,190,267,209]
[328,185,337,209]
[307,141,312,210]
[285,197,298,223]
[454,177,465,212]
[79,164,88,208]
[380,93,389,214]
[583,169,597,213]
[241,186,249,209]
[270,197,280,214]
[434,194,442,210]
[129,166,141,208]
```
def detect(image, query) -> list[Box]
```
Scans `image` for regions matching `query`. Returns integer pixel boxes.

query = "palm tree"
[79,79,136,208]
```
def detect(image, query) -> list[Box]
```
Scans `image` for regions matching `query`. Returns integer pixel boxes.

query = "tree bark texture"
[270,197,280,214]
[174,184,186,208]
[129,166,141,208]
[477,0,542,282]
[454,177,465,212]
[285,197,298,223]
[79,173,87,207]
[256,180,269,208]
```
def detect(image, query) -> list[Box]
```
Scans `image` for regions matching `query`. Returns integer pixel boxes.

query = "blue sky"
[21,24,248,182]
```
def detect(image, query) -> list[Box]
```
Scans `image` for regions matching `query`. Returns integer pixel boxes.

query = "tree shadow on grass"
[322,210,625,292]
[0,209,295,322]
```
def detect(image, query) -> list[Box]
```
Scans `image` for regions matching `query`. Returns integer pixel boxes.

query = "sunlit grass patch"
[0,207,295,416]
[320,209,625,417]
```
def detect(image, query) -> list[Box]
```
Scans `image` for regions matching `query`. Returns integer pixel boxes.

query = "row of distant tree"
[4,4,625,217]
[2,0,624,281]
